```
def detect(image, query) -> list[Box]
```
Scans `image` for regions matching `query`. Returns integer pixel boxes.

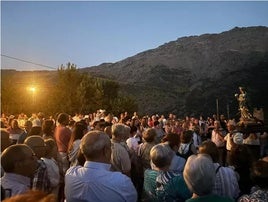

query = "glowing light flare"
[28,86,37,93]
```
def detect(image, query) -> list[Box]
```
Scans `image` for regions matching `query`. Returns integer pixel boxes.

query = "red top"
[54,125,72,153]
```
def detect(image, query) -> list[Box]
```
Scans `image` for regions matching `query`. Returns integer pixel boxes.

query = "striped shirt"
[212,163,240,199]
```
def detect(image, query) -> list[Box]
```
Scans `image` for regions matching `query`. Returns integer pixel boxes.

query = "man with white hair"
[65,130,137,202]
[110,123,132,177]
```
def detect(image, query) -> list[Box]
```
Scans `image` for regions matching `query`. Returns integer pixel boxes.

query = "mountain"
[82,26,268,118]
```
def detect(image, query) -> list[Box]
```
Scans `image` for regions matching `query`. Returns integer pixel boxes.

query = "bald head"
[1,144,38,177]
[80,130,111,162]
[24,135,46,158]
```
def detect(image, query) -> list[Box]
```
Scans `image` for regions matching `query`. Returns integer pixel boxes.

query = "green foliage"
[110,96,138,116]
[1,63,138,116]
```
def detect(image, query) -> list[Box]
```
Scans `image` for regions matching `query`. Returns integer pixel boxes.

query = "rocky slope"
[82,26,268,118]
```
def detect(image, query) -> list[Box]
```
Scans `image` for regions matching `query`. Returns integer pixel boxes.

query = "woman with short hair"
[183,154,233,202]
[143,143,191,202]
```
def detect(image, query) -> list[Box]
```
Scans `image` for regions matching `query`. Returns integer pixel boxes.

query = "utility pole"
[216,98,219,120]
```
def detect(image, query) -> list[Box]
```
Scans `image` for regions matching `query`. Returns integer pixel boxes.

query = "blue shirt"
[1,173,31,197]
[65,161,137,202]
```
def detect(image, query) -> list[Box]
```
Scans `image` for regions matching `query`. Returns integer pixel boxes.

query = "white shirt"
[41,157,60,187]
[126,137,139,153]
[68,139,81,166]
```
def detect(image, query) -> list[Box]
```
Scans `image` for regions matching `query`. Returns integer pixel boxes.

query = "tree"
[53,63,84,114]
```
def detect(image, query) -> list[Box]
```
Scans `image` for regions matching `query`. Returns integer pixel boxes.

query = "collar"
[83,161,111,171]
[3,172,31,187]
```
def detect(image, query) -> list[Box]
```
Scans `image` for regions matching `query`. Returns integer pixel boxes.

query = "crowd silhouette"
[1,110,268,202]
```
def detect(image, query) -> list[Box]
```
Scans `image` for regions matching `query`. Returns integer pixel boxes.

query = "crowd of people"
[1,110,268,202]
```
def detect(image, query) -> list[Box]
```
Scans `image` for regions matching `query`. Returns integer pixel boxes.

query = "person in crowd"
[238,158,268,202]
[24,136,51,193]
[1,126,11,152]
[67,121,88,166]
[17,120,33,144]
[164,120,173,134]
[140,116,149,134]
[260,131,268,158]
[28,117,43,137]
[126,125,139,153]
[160,133,186,174]
[143,143,191,201]
[1,144,38,197]
[211,120,226,165]
[219,114,227,132]
[54,113,72,174]
[92,119,107,131]
[177,130,197,160]
[41,138,60,198]
[129,117,143,144]
[104,125,112,138]
[110,123,132,177]
[199,115,208,141]
[224,120,244,166]
[2,190,56,202]
[206,117,215,139]
[42,119,55,140]
[189,119,202,149]
[125,125,143,199]
[229,144,254,196]
[243,131,261,161]
[199,140,240,199]
[183,153,234,202]
[153,120,165,143]
[138,128,157,172]
[65,130,137,202]
[27,125,42,137]
[7,119,25,144]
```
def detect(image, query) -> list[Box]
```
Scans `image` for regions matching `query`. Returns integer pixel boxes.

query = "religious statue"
[235,86,253,121]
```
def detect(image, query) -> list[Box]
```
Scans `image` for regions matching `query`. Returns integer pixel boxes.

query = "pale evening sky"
[1,1,268,70]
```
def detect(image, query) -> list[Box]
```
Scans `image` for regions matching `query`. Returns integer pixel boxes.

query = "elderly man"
[110,123,132,177]
[1,144,38,197]
[65,130,137,202]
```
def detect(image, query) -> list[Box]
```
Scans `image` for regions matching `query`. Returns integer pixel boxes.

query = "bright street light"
[29,86,36,93]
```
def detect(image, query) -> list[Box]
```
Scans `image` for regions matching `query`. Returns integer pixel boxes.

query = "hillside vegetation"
[2,26,268,119]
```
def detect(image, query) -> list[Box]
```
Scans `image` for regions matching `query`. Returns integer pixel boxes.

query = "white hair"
[183,154,215,196]
[80,130,110,159]
[150,143,173,169]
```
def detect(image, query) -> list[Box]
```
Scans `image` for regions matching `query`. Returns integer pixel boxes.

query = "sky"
[1,1,268,71]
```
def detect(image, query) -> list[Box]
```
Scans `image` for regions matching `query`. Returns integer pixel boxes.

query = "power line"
[1,54,57,70]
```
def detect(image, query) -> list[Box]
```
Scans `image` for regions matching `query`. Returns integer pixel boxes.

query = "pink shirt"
[54,125,71,153]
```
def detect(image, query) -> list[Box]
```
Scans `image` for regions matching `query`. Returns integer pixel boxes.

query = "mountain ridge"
[82,26,268,117]
[2,26,268,118]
